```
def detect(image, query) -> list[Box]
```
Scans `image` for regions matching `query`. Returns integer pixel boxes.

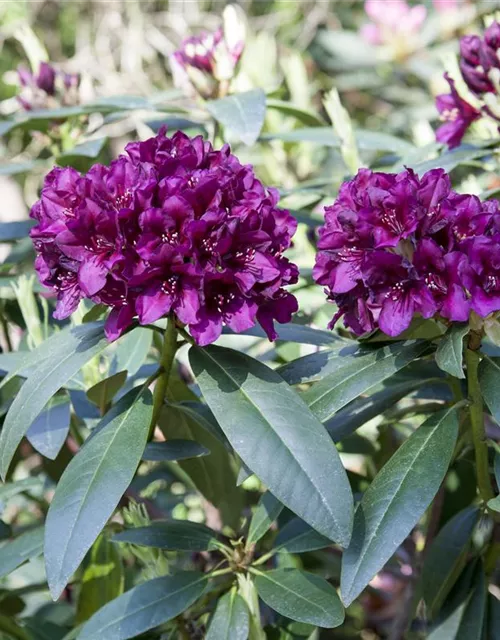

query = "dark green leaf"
[26,395,70,460]
[206,591,249,640]
[0,613,30,640]
[79,572,207,640]
[112,520,220,551]
[206,89,266,145]
[422,506,479,617]
[0,322,109,479]
[303,341,429,423]
[488,594,500,640]
[237,460,254,486]
[479,356,500,425]
[87,371,127,409]
[0,527,44,578]
[109,327,152,377]
[190,345,353,546]
[254,568,344,628]
[495,450,500,488]
[277,344,357,385]
[429,561,487,640]
[266,100,324,126]
[76,533,124,623]
[325,380,428,443]
[0,220,35,242]
[247,491,283,546]
[45,388,153,599]
[161,375,242,530]
[435,324,468,379]
[223,323,340,346]
[341,406,460,606]
[274,517,331,553]
[143,439,209,462]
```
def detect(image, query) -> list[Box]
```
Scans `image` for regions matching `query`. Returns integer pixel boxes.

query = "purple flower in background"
[314,168,500,337]
[30,128,298,344]
[16,62,80,111]
[435,74,480,148]
[169,6,245,99]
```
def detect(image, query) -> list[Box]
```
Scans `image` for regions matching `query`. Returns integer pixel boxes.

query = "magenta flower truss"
[17,62,80,111]
[314,167,500,337]
[30,129,299,345]
[435,21,500,148]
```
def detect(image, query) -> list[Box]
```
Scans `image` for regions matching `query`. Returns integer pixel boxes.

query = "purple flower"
[435,74,480,149]
[16,62,80,111]
[30,128,298,344]
[169,8,245,99]
[314,168,500,337]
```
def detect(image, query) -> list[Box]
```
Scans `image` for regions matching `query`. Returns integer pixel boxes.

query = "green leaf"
[247,491,283,546]
[76,533,124,623]
[488,594,500,640]
[429,561,487,640]
[412,145,493,175]
[422,506,479,617]
[0,477,42,503]
[0,322,109,479]
[143,439,209,462]
[277,344,357,385]
[206,592,249,640]
[109,327,152,377]
[495,450,500,487]
[0,613,30,640]
[435,324,468,379]
[190,345,353,546]
[479,356,500,425]
[325,380,429,443]
[206,89,266,145]
[87,371,127,409]
[487,495,500,512]
[79,571,207,640]
[112,520,220,551]
[223,323,340,346]
[44,388,153,599]
[0,160,39,176]
[58,137,107,163]
[303,341,429,423]
[26,395,70,460]
[266,99,325,127]
[341,405,460,606]
[274,517,331,554]
[254,569,344,628]
[260,127,414,154]
[0,527,43,578]
[161,375,242,530]
[0,220,35,242]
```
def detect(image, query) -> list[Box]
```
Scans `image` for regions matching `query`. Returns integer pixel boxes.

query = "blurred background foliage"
[1,1,500,639]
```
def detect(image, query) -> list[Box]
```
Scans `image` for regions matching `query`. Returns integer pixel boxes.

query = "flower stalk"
[150,316,179,437]
[465,347,494,504]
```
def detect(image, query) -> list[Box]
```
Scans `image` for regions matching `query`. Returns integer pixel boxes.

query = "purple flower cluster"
[314,167,500,337]
[436,21,500,148]
[17,62,80,111]
[30,129,298,345]
[169,26,244,99]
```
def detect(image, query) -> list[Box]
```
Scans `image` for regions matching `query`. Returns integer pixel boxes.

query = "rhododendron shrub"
[2,5,500,640]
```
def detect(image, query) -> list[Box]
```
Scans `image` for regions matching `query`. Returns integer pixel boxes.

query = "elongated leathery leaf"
[190,345,353,547]
[254,568,344,628]
[303,341,429,423]
[79,572,207,640]
[341,405,459,606]
[0,322,109,479]
[45,388,153,599]
[206,591,249,640]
